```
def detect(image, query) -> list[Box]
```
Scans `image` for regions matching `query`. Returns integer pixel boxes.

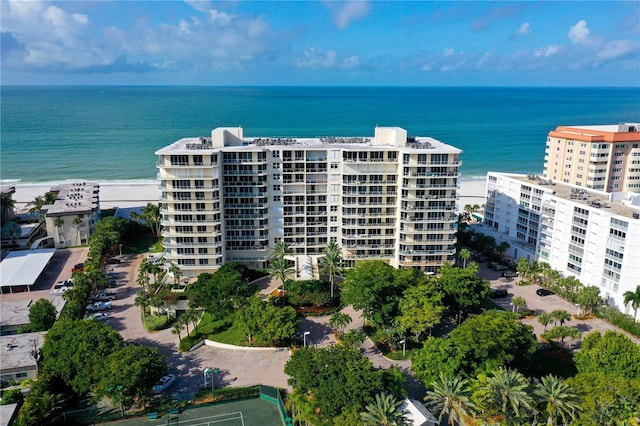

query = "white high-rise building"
[156,126,462,278]
[484,172,640,312]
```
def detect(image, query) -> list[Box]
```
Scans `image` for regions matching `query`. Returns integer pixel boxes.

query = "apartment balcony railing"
[399,248,456,256]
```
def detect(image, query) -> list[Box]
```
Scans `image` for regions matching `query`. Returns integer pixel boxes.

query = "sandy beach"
[10,178,486,213]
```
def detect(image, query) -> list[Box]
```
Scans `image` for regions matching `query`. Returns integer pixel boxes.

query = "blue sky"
[1,1,639,86]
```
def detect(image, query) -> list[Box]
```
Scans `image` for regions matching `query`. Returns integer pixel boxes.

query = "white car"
[86,301,112,311]
[88,312,109,321]
[152,374,176,393]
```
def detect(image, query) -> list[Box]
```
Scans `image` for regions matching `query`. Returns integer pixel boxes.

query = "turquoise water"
[2,86,639,183]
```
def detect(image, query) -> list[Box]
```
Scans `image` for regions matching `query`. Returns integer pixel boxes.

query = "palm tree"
[534,375,580,425]
[268,256,293,292]
[140,203,162,236]
[319,241,342,300]
[0,191,15,225]
[271,240,293,260]
[550,309,571,326]
[72,216,83,245]
[361,393,409,426]
[623,286,640,321]
[537,312,553,332]
[287,389,318,426]
[458,248,471,269]
[168,262,182,287]
[171,323,183,342]
[424,372,476,426]
[134,290,151,312]
[485,367,533,424]
[497,242,511,260]
[516,258,532,284]
[29,195,45,213]
[53,217,64,240]
[328,311,352,338]
[511,296,526,313]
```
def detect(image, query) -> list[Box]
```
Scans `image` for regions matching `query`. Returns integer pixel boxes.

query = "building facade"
[156,126,462,278]
[543,123,640,193]
[42,182,100,248]
[484,172,640,312]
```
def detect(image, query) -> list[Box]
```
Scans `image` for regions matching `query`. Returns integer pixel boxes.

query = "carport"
[0,249,56,293]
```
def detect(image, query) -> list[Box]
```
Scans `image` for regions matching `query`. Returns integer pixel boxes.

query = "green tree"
[341,260,418,328]
[138,203,162,236]
[485,367,533,424]
[284,345,383,420]
[0,191,15,225]
[72,215,83,245]
[424,372,476,426]
[329,311,352,338]
[496,241,511,260]
[41,318,123,395]
[96,344,166,403]
[271,240,293,260]
[341,329,366,350]
[398,281,444,339]
[28,298,58,331]
[458,248,472,269]
[573,331,640,379]
[168,262,182,287]
[537,312,553,332]
[237,297,297,346]
[1,221,21,246]
[411,311,537,385]
[269,256,294,292]
[543,326,581,349]
[134,290,151,312]
[437,264,490,312]
[516,258,532,283]
[623,285,640,321]
[189,264,253,318]
[533,375,581,426]
[360,393,409,426]
[319,241,342,300]
[576,286,602,316]
[550,309,572,326]
[510,296,526,313]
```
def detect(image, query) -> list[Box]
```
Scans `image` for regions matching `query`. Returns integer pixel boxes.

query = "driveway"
[480,262,640,347]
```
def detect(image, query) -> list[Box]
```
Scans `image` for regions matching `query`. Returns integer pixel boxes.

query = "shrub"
[178,334,204,352]
[286,280,330,307]
[595,306,640,337]
[143,314,170,332]
[0,388,24,405]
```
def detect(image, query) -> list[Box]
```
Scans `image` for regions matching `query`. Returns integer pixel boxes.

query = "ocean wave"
[9,179,159,187]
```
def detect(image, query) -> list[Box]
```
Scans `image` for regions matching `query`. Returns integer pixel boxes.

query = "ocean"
[2,86,639,184]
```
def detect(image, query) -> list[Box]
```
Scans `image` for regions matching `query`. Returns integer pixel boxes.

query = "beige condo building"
[156,126,462,278]
[543,123,640,193]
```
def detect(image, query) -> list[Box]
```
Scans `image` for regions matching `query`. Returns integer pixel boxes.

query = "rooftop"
[0,331,46,372]
[43,182,100,216]
[0,249,57,288]
[157,126,462,155]
[548,123,640,143]
[495,173,640,220]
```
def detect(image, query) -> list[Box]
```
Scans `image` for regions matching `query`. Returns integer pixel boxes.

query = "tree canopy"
[341,260,420,328]
[189,263,255,317]
[573,330,640,379]
[436,264,490,312]
[28,298,58,332]
[236,297,297,346]
[411,311,537,385]
[398,281,445,339]
[284,345,384,420]
[41,319,124,395]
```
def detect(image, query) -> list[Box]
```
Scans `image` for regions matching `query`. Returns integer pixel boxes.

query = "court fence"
[57,384,291,425]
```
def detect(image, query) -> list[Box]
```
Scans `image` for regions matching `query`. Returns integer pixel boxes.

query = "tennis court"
[103,398,284,426]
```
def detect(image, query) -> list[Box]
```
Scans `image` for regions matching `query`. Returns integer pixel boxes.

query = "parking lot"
[479,262,640,346]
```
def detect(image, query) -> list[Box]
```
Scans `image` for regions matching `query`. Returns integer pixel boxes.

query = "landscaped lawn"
[196,312,248,346]
[121,233,162,254]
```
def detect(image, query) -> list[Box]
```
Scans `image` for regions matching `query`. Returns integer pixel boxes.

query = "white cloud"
[534,45,562,57]
[596,39,639,61]
[568,20,590,44]
[296,48,359,69]
[185,0,213,14]
[517,22,530,35]
[444,48,454,56]
[332,1,370,30]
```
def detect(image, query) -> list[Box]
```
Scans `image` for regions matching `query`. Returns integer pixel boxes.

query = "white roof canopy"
[0,249,56,288]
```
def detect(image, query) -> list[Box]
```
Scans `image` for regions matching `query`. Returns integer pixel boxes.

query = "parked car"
[493,264,509,271]
[536,288,555,297]
[71,263,84,273]
[490,289,509,298]
[502,271,518,278]
[90,292,117,302]
[105,272,118,279]
[152,374,176,393]
[86,301,112,311]
[88,312,109,321]
[106,258,122,264]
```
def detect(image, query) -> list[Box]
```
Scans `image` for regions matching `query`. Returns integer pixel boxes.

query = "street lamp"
[303,331,311,348]
[204,367,220,395]
[399,339,406,357]
[118,244,123,256]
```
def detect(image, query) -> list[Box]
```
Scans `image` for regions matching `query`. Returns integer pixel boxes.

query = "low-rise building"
[484,172,640,312]
[0,332,46,385]
[42,182,100,248]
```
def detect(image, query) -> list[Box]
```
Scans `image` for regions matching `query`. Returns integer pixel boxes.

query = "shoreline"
[7,177,487,213]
